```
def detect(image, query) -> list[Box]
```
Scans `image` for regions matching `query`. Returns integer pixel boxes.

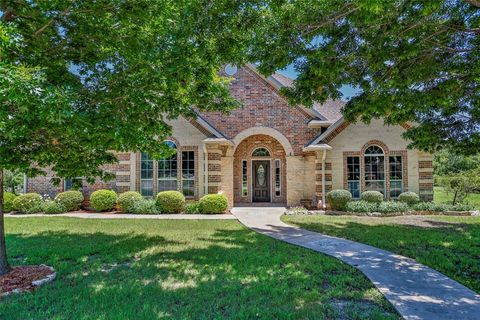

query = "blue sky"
[276,64,359,101]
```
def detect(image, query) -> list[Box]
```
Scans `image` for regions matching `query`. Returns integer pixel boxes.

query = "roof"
[269,72,345,122]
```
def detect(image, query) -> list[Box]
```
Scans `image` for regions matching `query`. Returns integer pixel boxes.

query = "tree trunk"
[0,169,11,275]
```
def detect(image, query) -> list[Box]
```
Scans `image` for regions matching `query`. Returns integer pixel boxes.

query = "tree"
[438,169,480,204]
[0,1,257,275]
[246,0,480,154]
[434,149,480,176]
[3,170,23,194]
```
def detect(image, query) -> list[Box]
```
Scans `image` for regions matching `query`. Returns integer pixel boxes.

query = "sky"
[276,64,360,101]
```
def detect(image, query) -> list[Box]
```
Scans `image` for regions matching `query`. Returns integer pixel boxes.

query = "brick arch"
[361,140,389,154]
[232,126,294,156]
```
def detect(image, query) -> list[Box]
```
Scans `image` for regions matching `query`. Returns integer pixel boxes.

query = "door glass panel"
[257,165,265,186]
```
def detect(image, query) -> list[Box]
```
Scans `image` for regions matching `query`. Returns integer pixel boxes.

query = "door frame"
[251,159,272,203]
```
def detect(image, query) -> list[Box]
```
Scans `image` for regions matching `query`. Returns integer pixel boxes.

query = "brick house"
[27,64,434,207]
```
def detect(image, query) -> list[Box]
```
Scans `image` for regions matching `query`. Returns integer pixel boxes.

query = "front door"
[252,160,270,202]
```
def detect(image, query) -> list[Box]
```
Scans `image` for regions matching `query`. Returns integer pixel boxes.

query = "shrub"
[450,203,475,211]
[90,189,117,212]
[43,200,66,214]
[345,200,378,213]
[13,193,43,213]
[4,192,17,213]
[326,190,352,211]
[156,191,185,213]
[199,194,228,214]
[118,191,143,213]
[377,201,410,213]
[131,199,161,214]
[55,190,84,211]
[412,202,437,211]
[361,191,384,204]
[398,192,420,205]
[184,202,200,214]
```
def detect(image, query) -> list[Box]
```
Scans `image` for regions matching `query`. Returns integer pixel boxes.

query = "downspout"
[203,143,208,195]
[23,174,27,194]
[322,149,327,209]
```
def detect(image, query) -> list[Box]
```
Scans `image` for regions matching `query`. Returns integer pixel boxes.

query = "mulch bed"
[0,265,55,296]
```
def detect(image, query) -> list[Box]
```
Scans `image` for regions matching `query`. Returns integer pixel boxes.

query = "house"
[26,65,434,207]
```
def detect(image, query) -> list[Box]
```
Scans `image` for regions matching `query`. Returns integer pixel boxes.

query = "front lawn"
[434,186,480,209]
[0,217,398,319]
[282,215,480,293]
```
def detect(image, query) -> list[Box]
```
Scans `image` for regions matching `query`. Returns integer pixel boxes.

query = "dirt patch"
[0,265,56,296]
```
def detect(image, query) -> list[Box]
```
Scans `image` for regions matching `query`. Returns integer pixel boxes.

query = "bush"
[156,191,185,213]
[4,192,17,213]
[43,200,66,214]
[411,201,474,212]
[411,202,437,211]
[118,191,143,213]
[13,193,43,213]
[377,201,410,213]
[361,191,384,204]
[398,192,420,205]
[450,203,475,211]
[345,200,378,213]
[131,199,161,214]
[326,190,352,211]
[55,190,84,211]
[90,189,117,212]
[199,194,228,214]
[185,202,200,214]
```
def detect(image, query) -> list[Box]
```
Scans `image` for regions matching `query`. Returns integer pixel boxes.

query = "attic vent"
[224,64,238,76]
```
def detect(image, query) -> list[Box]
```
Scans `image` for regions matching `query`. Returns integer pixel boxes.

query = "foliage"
[246,1,480,154]
[131,199,161,214]
[118,191,143,213]
[3,192,16,213]
[3,170,23,194]
[184,202,200,214]
[54,191,84,211]
[412,201,474,212]
[199,194,229,214]
[90,190,117,212]
[326,189,352,211]
[438,170,480,204]
[361,191,384,204]
[156,191,185,214]
[345,200,378,213]
[398,192,420,206]
[12,193,43,213]
[377,201,410,214]
[434,186,480,209]
[434,149,480,176]
[42,200,66,214]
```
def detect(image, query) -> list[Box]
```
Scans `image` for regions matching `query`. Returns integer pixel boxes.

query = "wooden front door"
[252,160,270,202]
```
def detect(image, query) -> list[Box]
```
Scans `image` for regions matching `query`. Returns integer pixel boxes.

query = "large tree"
[247,0,480,154]
[0,0,257,275]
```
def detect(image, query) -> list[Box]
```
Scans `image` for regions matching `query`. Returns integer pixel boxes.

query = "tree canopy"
[246,0,480,154]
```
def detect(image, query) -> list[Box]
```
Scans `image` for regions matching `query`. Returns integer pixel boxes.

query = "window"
[347,156,361,198]
[252,148,270,157]
[274,159,281,197]
[158,141,178,192]
[140,153,154,196]
[242,160,248,197]
[182,151,195,196]
[364,146,385,196]
[64,178,83,191]
[389,155,403,198]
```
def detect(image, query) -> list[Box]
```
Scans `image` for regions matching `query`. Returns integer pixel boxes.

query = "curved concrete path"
[232,207,480,320]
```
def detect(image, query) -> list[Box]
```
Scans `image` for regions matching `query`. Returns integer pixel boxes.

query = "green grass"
[434,186,480,209]
[0,217,398,319]
[282,215,480,294]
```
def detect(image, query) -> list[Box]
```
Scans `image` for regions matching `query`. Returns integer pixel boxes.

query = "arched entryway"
[233,134,287,204]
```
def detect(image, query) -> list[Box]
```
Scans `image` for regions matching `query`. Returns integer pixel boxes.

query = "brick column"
[418,152,434,201]
[315,151,332,207]
[206,146,222,194]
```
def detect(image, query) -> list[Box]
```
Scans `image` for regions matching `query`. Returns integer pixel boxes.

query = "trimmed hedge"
[131,199,161,214]
[118,191,143,213]
[345,200,378,213]
[398,192,420,205]
[156,191,185,213]
[90,189,117,212]
[4,192,17,213]
[361,191,384,204]
[377,201,410,213]
[199,194,228,214]
[13,193,43,213]
[55,190,84,211]
[43,200,66,214]
[326,189,352,211]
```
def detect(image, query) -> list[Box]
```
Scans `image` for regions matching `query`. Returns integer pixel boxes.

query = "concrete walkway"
[6,212,237,220]
[232,207,480,320]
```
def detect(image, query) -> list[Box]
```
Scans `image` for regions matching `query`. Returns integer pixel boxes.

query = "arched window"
[252,148,270,157]
[158,141,178,192]
[364,145,385,195]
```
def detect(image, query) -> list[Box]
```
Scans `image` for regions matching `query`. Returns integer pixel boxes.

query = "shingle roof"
[269,72,345,122]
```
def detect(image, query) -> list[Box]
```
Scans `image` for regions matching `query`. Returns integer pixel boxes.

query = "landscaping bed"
[0,265,56,297]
